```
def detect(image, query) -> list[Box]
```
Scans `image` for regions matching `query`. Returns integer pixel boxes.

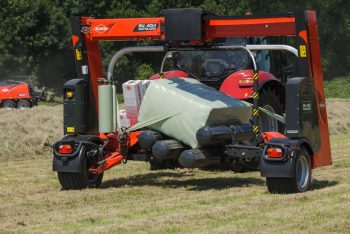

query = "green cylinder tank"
[98,84,114,133]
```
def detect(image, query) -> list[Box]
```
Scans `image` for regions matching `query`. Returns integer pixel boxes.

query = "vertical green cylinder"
[98,84,113,133]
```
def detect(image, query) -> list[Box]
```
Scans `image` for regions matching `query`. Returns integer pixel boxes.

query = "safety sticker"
[299,45,307,57]
[75,48,82,61]
[67,127,75,133]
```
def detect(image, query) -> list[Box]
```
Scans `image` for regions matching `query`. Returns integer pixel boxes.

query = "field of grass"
[324,77,350,98]
[0,99,350,233]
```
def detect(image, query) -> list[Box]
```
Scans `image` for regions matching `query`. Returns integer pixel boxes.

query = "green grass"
[324,77,350,98]
[0,134,349,233]
[0,96,349,233]
[117,93,124,103]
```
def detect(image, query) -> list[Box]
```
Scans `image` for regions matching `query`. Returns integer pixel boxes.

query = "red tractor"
[51,9,332,194]
[0,80,37,109]
[151,41,285,132]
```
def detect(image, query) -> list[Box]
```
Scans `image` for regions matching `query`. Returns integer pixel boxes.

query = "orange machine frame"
[70,11,331,169]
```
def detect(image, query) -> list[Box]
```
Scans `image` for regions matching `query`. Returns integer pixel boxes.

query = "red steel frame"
[73,11,331,170]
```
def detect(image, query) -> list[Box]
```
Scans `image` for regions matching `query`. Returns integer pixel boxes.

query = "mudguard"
[53,142,86,173]
[52,135,102,173]
[260,137,312,177]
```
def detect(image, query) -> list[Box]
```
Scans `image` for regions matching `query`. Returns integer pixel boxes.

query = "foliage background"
[0,0,349,93]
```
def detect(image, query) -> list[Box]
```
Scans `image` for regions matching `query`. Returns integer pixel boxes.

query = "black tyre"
[57,149,103,190]
[57,136,104,190]
[266,147,311,194]
[258,87,284,132]
[3,100,16,110]
[17,99,31,109]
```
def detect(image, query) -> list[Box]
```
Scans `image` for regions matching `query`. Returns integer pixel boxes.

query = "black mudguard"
[52,135,102,173]
[53,143,86,173]
[260,138,311,178]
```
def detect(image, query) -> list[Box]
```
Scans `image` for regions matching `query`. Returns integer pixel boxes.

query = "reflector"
[58,144,73,154]
[267,147,284,158]
[238,78,254,87]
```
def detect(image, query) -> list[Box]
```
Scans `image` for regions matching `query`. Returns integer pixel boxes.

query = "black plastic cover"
[63,79,87,135]
[285,77,320,151]
[53,144,85,173]
[164,8,204,41]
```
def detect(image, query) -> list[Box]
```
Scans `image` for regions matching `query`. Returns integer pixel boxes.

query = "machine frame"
[52,9,332,193]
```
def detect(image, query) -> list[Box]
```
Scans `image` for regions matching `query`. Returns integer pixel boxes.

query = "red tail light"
[238,78,254,87]
[267,147,284,158]
[58,144,73,154]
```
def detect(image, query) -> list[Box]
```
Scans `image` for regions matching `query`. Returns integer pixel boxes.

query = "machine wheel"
[17,100,31,109]
[57,154,103,190]
[3,100,16,110]
[57,138,104,190]
[258,87,284,132]
[266,147,311,194]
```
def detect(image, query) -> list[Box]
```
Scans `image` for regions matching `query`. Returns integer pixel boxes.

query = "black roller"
[138,130,163,149]
[152,139,184,160]
[179,149,221,168]
[230,124,254,142]
[196,124,255,146]
[196,125,232,146]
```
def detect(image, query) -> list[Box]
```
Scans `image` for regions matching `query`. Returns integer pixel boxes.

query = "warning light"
[66,91,74,98]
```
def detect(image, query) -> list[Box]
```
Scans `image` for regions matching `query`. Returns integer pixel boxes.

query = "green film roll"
[98,84,113,133]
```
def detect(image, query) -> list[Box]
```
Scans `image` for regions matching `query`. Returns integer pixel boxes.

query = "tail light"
[58,144,73,154]
[238,78,254,87]
[266,147,284,158]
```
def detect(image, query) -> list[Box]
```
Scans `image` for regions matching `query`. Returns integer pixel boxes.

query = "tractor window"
[175,49,250,81]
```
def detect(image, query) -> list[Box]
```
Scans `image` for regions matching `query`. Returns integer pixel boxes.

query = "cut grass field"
[0,99,350,233]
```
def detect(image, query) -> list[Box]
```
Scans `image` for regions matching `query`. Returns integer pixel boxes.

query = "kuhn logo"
[94,24,110,34]
[2,88,9,92]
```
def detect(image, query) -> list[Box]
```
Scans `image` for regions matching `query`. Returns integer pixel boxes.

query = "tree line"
[0,0,349,93]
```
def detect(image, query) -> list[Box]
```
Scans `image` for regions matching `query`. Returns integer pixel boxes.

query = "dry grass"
[0,106,63,160]
[326,98,350,135]
[0,99,349,233]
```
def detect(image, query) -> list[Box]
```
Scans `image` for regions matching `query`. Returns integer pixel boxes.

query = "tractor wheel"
[266,147,311,194]
[3,100,16,110]
[258,87,284,132]
[17,100,31,109]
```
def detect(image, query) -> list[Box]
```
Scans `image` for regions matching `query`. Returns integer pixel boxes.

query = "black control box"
[63,79,87,135]
[285,77,320,150]
[164,8,204,41]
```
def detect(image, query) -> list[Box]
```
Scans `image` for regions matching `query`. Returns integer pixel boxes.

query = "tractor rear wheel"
[17,100,31,109]
[3,100,16,110]
[258,87,284,132]
[266,147,311,193]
